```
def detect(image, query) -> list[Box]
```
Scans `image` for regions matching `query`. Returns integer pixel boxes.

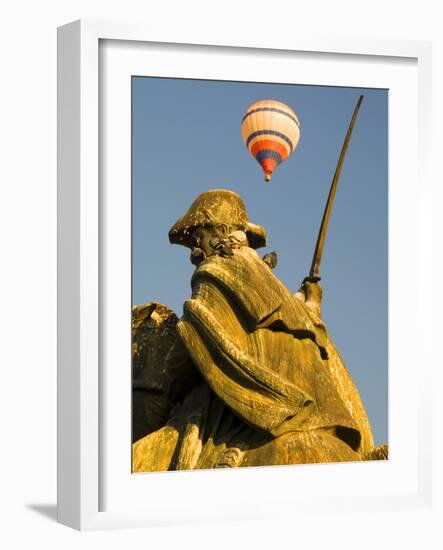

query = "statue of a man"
[133,189,375,472]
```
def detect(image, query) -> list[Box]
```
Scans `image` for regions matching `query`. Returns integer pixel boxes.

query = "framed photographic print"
[57,19,433,530]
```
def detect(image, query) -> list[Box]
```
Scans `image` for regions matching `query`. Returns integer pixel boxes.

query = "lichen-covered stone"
[132,302,178,443]
[364,444,389,461]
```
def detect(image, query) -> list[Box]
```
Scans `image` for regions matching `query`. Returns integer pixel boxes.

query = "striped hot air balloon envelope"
[241,99,300,182]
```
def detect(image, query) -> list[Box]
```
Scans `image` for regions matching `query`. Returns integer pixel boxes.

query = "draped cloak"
[132,247,362,472]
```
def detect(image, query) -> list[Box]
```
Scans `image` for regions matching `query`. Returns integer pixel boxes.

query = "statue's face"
[190,226,213,265]
[192,227,213,255]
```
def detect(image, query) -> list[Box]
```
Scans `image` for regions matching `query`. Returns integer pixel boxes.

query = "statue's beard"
[190,247,207,266]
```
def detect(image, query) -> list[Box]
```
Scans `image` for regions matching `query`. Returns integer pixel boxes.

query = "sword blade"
[309,95,364,281]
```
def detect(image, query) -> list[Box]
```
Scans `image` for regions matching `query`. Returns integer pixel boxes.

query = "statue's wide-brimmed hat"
[168,189,267,249]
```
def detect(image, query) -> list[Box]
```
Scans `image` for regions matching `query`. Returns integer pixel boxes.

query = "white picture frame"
[57,19,434,531]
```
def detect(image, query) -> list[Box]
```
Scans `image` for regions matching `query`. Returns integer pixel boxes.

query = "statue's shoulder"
[192,247,281,296]
[190,248,290,326]
[193,247,273,283]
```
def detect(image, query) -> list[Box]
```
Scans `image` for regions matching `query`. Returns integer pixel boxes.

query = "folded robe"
[177,247,361,449]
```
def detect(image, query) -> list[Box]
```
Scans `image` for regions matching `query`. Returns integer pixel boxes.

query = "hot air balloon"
[241,99,300,182]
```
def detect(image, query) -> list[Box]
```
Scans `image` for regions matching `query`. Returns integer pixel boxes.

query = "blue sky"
[132,76,388,446]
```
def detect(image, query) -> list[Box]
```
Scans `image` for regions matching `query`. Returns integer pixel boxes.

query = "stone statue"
[132,189,387,472]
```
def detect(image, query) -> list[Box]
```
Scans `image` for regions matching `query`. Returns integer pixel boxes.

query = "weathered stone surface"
[364,443,389,461]
[132,302,178,443]
[295,280,375,457]
[324,339,375,457]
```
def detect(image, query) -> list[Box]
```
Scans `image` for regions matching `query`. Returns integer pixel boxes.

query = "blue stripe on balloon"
[255,149,283,165]
[247,130,293,151]
[242,107,300,127]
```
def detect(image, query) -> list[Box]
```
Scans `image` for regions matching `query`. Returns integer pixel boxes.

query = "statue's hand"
[299,278,323,317]
[302,275,321,285]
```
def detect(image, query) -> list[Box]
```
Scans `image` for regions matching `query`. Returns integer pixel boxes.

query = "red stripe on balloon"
[250,139,288,160]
